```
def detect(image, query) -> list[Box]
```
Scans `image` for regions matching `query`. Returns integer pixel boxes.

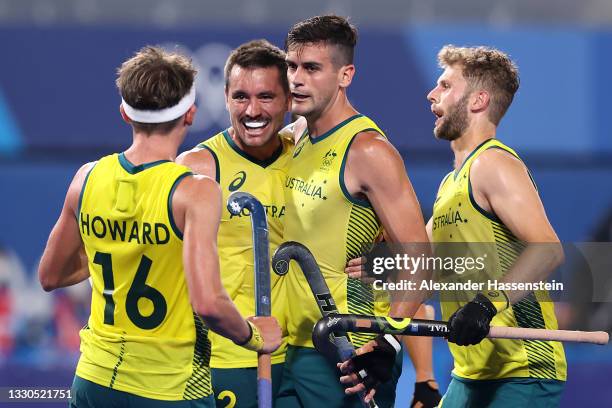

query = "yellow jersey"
[197,130,292,368]
[283,114,388,348]
[432,138,566,381]
[77,153,213,400]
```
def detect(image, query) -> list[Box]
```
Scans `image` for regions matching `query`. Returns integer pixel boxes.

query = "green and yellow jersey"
[432,138,567,381]
[77,153,212,400]
[283,114,388,348]
[197,130,292,368]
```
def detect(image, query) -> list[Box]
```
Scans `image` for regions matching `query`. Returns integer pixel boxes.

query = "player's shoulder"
[176,145,217,179]
[65,161,98,212]
[471,144,532,193]
[72,161,98,188]
[350,129,398,160]
[177,173,219,193]
[472,145,525,175]
[345,131,404,185]
[349,113,387,143]
[78,160,97,176]
[177,145,215,166]
[173,173,221,207]
[170,174,221,233]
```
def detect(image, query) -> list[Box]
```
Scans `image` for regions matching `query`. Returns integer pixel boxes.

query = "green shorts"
[70,375,214,408]
[439,376,565,408]
[275,345,402,408]
[211,363,284,408]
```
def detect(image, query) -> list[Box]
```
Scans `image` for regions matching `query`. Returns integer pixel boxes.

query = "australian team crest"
[320,149,337,171]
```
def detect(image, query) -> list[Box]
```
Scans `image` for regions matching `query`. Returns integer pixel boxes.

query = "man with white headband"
[38,45,281,408]
[177,39,292,408]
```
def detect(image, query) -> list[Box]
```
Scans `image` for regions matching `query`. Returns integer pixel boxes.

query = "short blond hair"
[438,45,519,125]
[116,46,196,133]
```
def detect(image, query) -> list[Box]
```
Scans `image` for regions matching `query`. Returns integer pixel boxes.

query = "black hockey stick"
[313,313,609,349]
[227,191,272,408]
[272,241,378,408]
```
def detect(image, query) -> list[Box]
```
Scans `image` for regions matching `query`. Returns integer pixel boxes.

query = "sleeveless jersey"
[432,138,567,381]
[198,130,292,368]
[283,114,388,348]
[77,153,213,400]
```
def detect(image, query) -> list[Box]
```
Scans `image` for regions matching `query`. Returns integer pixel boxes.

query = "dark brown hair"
[285,15,357,66]
[224,39,288,93]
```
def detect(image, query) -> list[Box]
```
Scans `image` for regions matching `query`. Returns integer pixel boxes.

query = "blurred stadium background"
[1,1,612,406]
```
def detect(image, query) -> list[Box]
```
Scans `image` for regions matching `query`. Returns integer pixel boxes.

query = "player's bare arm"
[176,147,217,180]
[344,132,427,247]
[471,148,564,304]
[339,132,438,397]
[339,135,439,395]
[39,162,95,291]
[173,174,281,353]
[425,217,433,242]
[344,131,430,317]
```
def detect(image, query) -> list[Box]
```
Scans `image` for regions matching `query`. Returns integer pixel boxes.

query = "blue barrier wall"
[2,25,612,154]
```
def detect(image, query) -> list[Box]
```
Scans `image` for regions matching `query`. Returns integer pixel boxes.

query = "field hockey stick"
[227,191,272,408]
[272,241,378,408]
[313,314,610,346]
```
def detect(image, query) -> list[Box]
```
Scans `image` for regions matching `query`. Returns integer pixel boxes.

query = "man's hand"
[447,293,498,345]
[345,256,367,279]
[344,255,383,283]
[247,316,282,354]
[344,232,386,280]
[410,379,441,408]
[337,334,401,403]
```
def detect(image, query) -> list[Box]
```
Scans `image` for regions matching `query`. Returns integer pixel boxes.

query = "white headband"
[121,84,196,123]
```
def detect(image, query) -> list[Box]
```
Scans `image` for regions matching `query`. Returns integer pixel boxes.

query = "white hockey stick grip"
[488,326,609,345]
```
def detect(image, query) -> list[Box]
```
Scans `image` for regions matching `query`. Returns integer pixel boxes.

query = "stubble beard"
[434,94,470,142]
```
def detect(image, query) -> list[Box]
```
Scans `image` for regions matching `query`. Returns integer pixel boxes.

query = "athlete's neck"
[124,131,184,164]
[228,128,282,161]
[306,91,358,139]
[450,125,496,171]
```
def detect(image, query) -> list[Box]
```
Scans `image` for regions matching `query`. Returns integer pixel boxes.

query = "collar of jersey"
[453,138,494,180]
[308,114,364,144]
[222,129,284,168]
[118,152,171,174]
